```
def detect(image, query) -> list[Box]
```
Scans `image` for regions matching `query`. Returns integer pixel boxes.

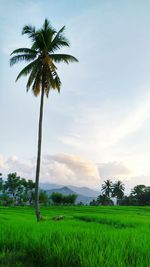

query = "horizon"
[1,0,150,190]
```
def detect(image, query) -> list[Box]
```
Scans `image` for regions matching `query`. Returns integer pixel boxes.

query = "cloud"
[41,153,100,187]
[0,153,101,188]
[0,154,149,191]
[124,175,150,193]
[0,155,8,169]
[0,155,35,179]
[98,161,131,180]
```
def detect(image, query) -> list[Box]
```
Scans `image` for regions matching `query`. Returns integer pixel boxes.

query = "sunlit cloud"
[98,161,131,180]
[0,153,101,188]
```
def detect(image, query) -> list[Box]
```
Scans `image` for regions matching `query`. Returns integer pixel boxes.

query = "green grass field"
[0,206,150,267]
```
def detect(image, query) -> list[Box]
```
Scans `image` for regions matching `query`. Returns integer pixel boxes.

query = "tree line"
[1,173,149,206]
[0,173,77,206]
[90,179,150,206]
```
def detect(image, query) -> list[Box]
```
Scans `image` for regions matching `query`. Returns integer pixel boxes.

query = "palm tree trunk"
[35,86,44,221]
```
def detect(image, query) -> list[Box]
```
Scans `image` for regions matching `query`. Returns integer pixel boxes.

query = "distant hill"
[47,186,75,196]
[40,183,63,190]
[68,185,99,198]
[41,184,99,204]
[40,183,99,196]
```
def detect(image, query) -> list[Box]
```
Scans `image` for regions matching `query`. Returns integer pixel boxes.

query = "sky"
[0,0,150,191]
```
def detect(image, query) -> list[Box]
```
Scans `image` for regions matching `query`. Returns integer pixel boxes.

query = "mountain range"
[40,183,100,204]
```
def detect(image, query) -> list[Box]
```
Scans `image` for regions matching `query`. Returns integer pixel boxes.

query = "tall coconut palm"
[101,179,113,197]
[10,19,78,221]
[112,180,125,204]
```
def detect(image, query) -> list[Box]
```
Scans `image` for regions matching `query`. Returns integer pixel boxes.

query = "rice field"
[0,206,150,267]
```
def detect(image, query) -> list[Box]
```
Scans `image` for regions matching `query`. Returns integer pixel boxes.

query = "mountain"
[44,185,98,204]
[40,182,62,190]
[40,183,99,197]
[47,186,75,196]
[68,185,99,198]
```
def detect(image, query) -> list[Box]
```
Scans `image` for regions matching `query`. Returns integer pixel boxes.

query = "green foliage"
[39,191,49,205]
[112,180,125,203]
[101,179,113,197]
[10,18,78,97]
[0,194,14,206]
[51,192,77,205]
[89,199,97,206]
[131,184,146,196]
[97,194,114,206]
[119,195,137,206]
[0,173,35,206]
[0,173,3,192]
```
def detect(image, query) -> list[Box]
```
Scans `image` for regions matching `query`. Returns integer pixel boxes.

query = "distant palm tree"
[10,19,78,221]
[101,179,113,197]
[112,180,125,204]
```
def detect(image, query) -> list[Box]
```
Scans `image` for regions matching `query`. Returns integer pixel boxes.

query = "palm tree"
[10,19,78,221]
[101,179,113,197]
[112,180,125,204]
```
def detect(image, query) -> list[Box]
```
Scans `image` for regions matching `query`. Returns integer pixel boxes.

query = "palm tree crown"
[112,180,125,201]
[101,179,113,197]
[10,18,78,96]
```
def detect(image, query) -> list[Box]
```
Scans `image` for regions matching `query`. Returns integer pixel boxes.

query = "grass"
[0,206,150,267]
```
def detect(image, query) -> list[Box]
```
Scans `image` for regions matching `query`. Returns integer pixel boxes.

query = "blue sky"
[0,0,150,189]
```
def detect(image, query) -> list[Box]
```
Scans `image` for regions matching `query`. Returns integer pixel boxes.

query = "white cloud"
[0,153,101,188]
[98,161,131,180]
[0,153,149,191]
[41,153,100,187]
[0,155,8,169]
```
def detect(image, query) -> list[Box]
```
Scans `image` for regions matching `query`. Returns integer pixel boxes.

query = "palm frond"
[10,54,37,66]
[10,48,37,56]
[42,18,56,33]
[50,54,78,64]
[41,19,56,51]
[26,64,40,90]
[32,78,41,96]
[32,68,42,96]
[22,25,36,37]
[31,30,48,51]
[47,67,57,90]
[49,26,70,52]
[15,59,38,82]
[54,73,61,92]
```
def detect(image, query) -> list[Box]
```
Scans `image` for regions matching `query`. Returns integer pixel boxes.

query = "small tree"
[89,199,98,206]
[97,194,113,206]
[0,194,14,206]
[131,185,146,196]
[4,173,21,203]
[51,192,63,205]
[119,195,137,206]
[39,191,49,205]
[63,194,77,205]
